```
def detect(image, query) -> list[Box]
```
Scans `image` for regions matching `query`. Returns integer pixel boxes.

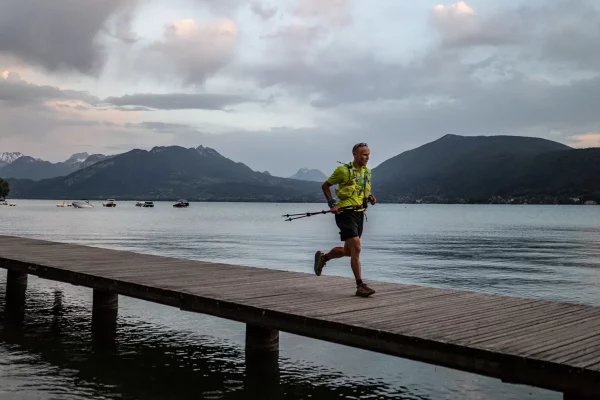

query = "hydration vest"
[335,162,371,202]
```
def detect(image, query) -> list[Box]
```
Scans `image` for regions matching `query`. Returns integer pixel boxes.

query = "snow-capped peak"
[0,152,24,164]
[65,152,89,164]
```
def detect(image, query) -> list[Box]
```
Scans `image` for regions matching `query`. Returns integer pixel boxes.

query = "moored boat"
[103,199,117,207]
[173,199,189,208]
[72,200,94,208]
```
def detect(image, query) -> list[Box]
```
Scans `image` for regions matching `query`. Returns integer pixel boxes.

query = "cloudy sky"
[1,0,599,177]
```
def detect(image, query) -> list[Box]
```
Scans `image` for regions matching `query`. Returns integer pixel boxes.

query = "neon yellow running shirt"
[326,163,371,209]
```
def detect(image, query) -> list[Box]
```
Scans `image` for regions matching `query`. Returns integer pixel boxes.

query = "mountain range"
[7,146,321,202]
[4,134,600,204]
[0,152,111,181]
[289,168,328,182]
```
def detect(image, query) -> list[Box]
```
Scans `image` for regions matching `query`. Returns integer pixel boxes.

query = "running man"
[314,142,377,297]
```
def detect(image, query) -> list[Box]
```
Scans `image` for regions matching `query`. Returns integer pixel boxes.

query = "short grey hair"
[352,142,368,153]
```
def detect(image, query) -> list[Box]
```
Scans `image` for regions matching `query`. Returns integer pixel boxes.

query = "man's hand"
[368,195,377,205]
[330,205,340,214]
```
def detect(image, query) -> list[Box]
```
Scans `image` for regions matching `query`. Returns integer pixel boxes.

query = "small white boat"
[102,199,117,207]
[72,200,94,208]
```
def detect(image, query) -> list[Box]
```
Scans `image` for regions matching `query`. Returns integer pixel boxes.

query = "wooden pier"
[0,235,599,399]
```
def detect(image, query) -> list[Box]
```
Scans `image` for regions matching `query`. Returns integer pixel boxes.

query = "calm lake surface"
[1,200,600,399]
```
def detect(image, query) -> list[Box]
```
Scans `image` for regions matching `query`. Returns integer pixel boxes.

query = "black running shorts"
[334,211,364,241]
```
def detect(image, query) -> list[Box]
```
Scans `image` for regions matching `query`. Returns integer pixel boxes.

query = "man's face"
[353,146,370,166]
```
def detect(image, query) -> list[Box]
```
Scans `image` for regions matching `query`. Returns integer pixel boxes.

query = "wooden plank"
[515,321,600,359]
[291,288,485,318]
[358,297,544,334]
[320,291,482,324]
[540,334,600,365]
[436,303,591,342]
[381,297,547,330]
[469,308,600,348]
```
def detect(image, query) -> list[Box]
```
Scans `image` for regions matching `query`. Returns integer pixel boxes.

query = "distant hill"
[8,145,321,202]
[0,153,110,180]
[290,168,328,182]
[371,134,599,203]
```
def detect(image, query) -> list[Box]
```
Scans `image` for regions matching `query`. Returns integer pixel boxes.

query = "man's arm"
[322,181,340,214]
[322,181,334,202]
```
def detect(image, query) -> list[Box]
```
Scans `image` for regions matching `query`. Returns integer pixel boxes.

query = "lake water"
[1,200,600,399]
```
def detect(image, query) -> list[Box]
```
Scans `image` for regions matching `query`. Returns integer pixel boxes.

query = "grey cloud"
[0,0,138,74]
[245,50,472,108]
[430,2,523,48]
[0,73,99,107]
[104,93,255,110]
[293,0,352,27]
[104,1,140,44]
[199,0,245,16]
[113,106,155,112]
[58,120,105,127]
[0,75,252,113]
[250,2,278,20]
[532,1,600,71]
[124,121,204,136]
[262,25,327,59]
[140,19,238,85]
[53,103,93,111]
[431,1,600,71]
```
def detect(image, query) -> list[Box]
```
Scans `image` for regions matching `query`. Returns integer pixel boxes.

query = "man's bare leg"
[346,237,362,281]
[346,236,374,297]
[314,237,374,296]
[324,245,347,261]
[315,243,348,276]
[317,237,363,280]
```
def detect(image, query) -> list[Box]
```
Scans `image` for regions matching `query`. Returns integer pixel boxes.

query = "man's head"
[352,142,370,167]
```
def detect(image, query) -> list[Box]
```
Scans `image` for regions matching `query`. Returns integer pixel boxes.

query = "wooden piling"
[246,324,279,353]
[92,289,118,338]
[245,324,280,397]
[5,269,27,321]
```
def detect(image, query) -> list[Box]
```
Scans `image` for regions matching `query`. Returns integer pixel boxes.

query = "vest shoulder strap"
[343,163,371,186]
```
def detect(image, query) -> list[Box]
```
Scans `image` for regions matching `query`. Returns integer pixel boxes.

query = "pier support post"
[245,324,280,398]
[91,289,118,344]
[5,270,27,321]
[246,324,279,353]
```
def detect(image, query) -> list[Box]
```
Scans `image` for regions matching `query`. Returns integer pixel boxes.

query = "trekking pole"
[282,205,360,222]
